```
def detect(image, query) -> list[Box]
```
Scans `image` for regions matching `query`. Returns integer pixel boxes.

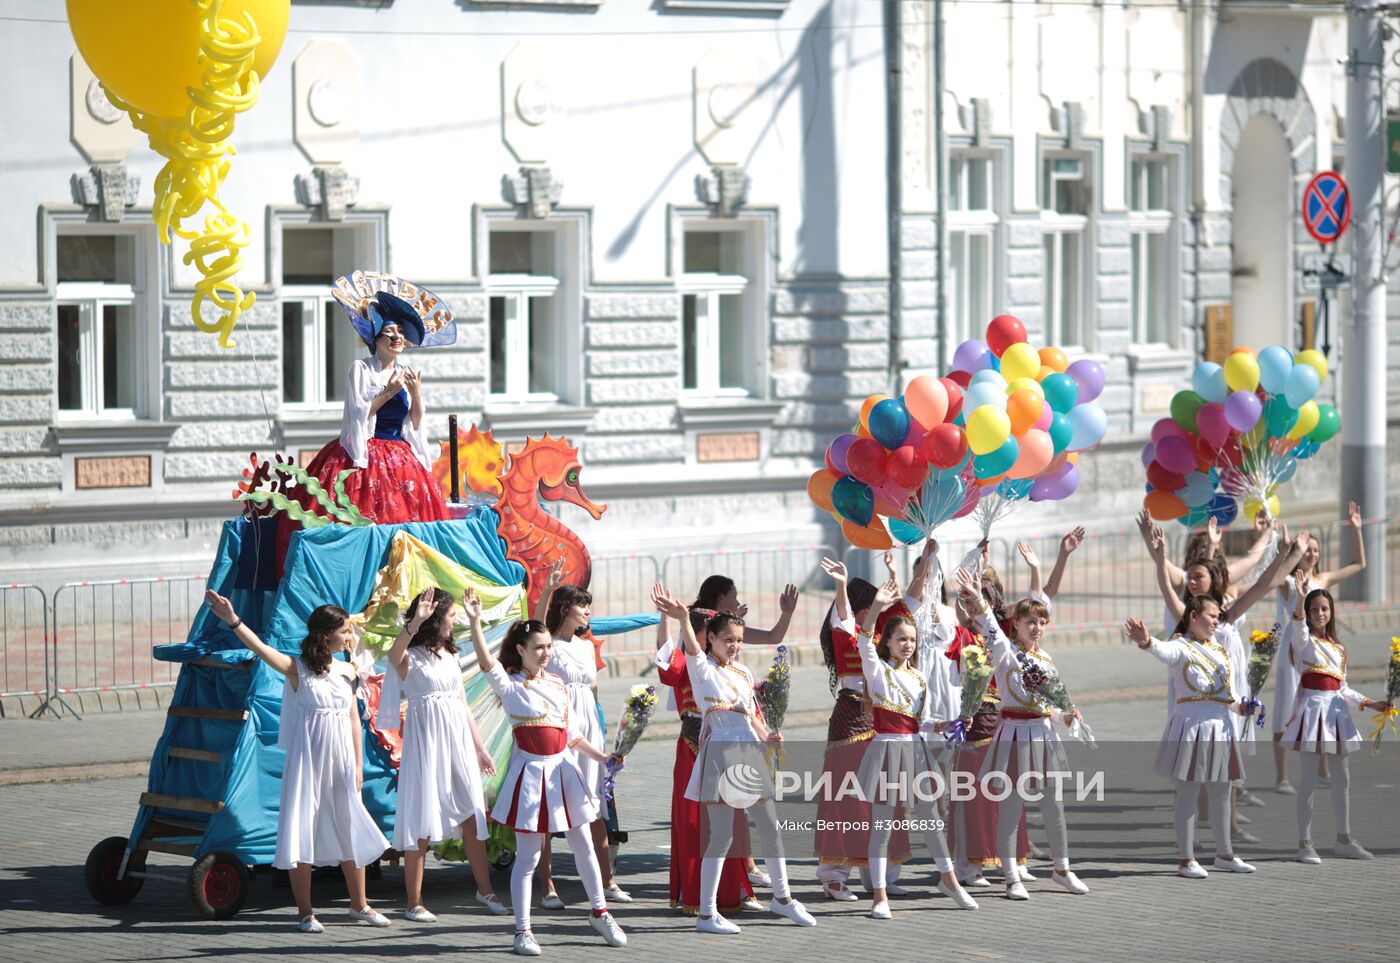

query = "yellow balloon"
[1223,352,1260,393]
[1243,494,1281,523]
[1288,400,1320,440]
[68,0,290,119]
[966,406,1012,455]
[1295,349,1329,385]
[1005,376,1045,402]
[999,342,1041,383]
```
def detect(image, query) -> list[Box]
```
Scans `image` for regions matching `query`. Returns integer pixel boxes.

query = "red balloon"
[939,377,965,422]
[846,438,889,486]
[986,314,1028,357]
[1146,461,1186,492]
[922,423,968,469]
[887,445,928,489]
[946,370,972,390]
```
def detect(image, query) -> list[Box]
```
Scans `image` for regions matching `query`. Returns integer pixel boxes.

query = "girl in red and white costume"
[1280,579,1389,863]
[655,590,817,936]
[859,579,978,918]
[464,594,626,957]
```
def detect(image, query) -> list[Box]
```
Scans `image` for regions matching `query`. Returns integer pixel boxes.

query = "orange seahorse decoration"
[432,427,604,610]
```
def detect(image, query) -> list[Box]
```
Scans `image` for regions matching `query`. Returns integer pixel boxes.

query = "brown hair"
[1183,554,1230,610]
[1303,587,1337,641]
[496,619,550,673]
[820,577,878,692]
[406,588,458,657]
[703,611,745,653]
[1172,594,1222,638]
[980,566,1008,624]
[545,584,593,636]
[300,605,350,676]
[876,614,918,666]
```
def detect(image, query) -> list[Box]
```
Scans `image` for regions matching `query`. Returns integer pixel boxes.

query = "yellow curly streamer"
[104,0,262,349]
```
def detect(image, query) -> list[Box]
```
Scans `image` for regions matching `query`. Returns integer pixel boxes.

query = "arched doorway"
[1230,114,1293,349]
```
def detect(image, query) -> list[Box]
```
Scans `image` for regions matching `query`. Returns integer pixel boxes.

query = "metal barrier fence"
[45,575,207,717]
[0,583,51,717]
[588,553,662,657]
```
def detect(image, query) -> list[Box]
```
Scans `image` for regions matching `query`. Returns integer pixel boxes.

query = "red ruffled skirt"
[670,734,755,913]
[303,437,450,525]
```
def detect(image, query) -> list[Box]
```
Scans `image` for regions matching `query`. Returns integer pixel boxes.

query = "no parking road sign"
[1302,171,1350,245]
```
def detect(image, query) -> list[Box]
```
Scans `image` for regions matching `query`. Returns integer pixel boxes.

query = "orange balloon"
[807,469,838,511]
[843,517,893,550]
[856,423,874,441]
[1038,347,1069,373]
[859,394,892,430]
[1066,451,1079,465]
[1006,389,1042,436]
[1036,365,1056,381]
[1229,346,1255,358]
[1144,489,1187,521]
[1008,429,1053,479]
[976,474,1004,488]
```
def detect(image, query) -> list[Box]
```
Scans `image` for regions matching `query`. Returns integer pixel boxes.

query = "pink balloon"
[1155,434,1197,474]
[904,375,950,430]
[1195,402,1229,449]
[1033,401,1053,432]
[1151,418,1190,447]
[1008,429,1054,480]
[901,420,929,451]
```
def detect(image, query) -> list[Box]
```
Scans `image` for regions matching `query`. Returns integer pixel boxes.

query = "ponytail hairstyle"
[876,614,919,666]
[406,588,458,657]
[1171,594,1222,639]
[703,611,746,653]
[819,577,878,693]
[496,619,550,673]
[1302,587,1337,641]
[545,584,593,637]
[300,604,351,676]
[693,575,737,612]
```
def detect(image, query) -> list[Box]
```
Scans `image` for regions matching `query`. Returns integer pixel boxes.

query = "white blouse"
[856,629,939,736]
[685,651,762,743]
[339,356,432,470]
[1146,634,1240,708]
[971,608,1065,722]
[1283,621,1366,708]
[484,663,576,740]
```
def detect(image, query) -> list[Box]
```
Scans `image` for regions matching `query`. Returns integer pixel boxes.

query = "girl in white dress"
[1271,501,1367,793]
[1280,580,1389,864]
[952,570,1089,902]
[378,588,506,922]
[859,580,977,918]
[1125,600,1259,879]
[654,589,817,936]
[464,593,626,957]
[204,591,390,933]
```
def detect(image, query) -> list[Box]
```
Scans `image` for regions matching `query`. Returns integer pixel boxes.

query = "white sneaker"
[590,911,627,947]
[870,899,891,920]
[1240,790,1267,808]
[1274,781,1297,796]
[822,879,858,901]
[1177,861,1208,879]
[1237,812,1253,825]
[1297,845,1322,865]
[884,882,909,896]
[739,896,763,912]
[405,905,437,923]
[1005,882,1030,901]
[349,904,391,927]
[1050,870,1089,894]
[697,913,741,935]
[1334,841,1375,860]
[298,915,323,933]
[541,893,566,910]
[770,898,817,926]
[937,879,978,910]
[1213,856,1256,873]
[604,884,634,903]
[476,891,510,915]
[747,869,772,888]
[1018,865,1037,882]
[513,931,542,956]
[955,863,989,887]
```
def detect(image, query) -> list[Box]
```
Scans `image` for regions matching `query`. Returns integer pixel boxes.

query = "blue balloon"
[1284,363,1320,408]
[998,478,1035,501]
[868,398,911,450]
[832,476,874,526]
[1192,362,1229,404]
[1263,397,1298,438]
[1275,459,1298,484]
[1180,471,1215,508]
[974,436,1019,478]
[969,369,1008,390]
[1257,345,1293,394]
[888,518,925,545]
[965,382,1007,411]
[1209,498,1238,527]
[1066,403,1108,451]
[1041,373,1079,414]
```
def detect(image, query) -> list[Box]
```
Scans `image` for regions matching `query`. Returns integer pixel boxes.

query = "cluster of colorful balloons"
[1141,344,1338,526]
[808,315,1108,549]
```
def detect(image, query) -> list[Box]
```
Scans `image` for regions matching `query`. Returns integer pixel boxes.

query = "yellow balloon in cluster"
[999,342,1041,383]
[1295,349,1329,385]
[1287,400,1320,440]
[966,406,1012,455]
[1005,376,1045,402]
[1224,352,1260,392]
[68,0,290,119]
[1243,494,1281,523]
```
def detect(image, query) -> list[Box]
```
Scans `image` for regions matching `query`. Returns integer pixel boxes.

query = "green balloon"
[1264,396,1298,438]
[1170,390,1206,432]
[1308,403,1341,443]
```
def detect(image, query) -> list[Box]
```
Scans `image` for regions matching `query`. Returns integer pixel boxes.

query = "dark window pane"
[282,303,305,404]
[683,231,743,274]
[282,228,335,285]
[489,297,508,394]
[324,300,358,404]
[682,294,698,390]
[58,235,134,283]
[57,304,83,410]
[528,296,555,394]
[102,304,135,410]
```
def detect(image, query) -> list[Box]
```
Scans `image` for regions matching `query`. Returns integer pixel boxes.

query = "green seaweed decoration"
[234,459,372,527]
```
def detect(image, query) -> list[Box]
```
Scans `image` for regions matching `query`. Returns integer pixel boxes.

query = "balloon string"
[104,0,260,349]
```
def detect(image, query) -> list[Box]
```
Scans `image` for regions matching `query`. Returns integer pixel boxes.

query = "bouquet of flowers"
[603,684,660,800]
[1368,637,1400,750]
[1016,651,1095,746]
[1243,623,1281,727]
[946,645,994,745]
[754,645,791,732]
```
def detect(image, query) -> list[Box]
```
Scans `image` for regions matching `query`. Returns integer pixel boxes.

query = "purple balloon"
[1155,434,1197,474]
[1066,359,1105,403]
[952,338,992,373]
[827,433,857,475]
[1030,464,1080,502]
[1140,442,1156,469]
[1223,390,1262,434]
[1196,402,1230,449]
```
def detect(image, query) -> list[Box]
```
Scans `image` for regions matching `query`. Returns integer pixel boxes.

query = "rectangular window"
[679,228,752,397]
[56,234,141,418]
[1043,156,1090,215]
[1043,230,1085,347]
[1129,156,1175,346]
[1041,153,1091,349]
[487,228,561,402]
[281,226,367,407]
[947,153,1000,365]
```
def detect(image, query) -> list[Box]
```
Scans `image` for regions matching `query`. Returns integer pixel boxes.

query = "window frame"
[673,216,771,400]
[483,223,577,406]
[946,150,1002,369]
[1040,150,1093,352]
[1128,154,1178,349]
